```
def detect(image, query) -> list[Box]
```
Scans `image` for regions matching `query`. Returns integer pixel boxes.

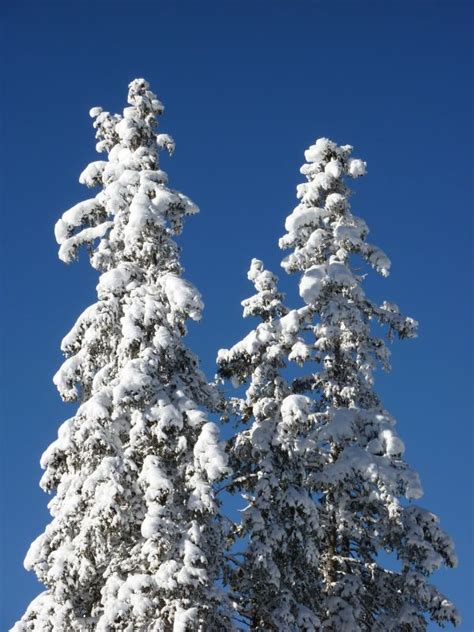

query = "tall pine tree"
[218,259,324,630]
[14,79,234,632]
[218,138,459,631]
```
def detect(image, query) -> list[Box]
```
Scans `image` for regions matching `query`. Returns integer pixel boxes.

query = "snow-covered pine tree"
[218,138,459,631]
[217,259,324,630]
[13,79,234,632]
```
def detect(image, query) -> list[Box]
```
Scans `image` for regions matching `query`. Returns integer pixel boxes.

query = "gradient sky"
[1,1,472,629]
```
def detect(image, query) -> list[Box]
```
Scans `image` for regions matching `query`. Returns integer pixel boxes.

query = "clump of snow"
[299,264,326,304]
[173,607,198,632]
[53,351,84,401]
[367,247,391,276]
[97,264,137,298]
[156,133,175,155]
[194,423,229,481]
[304,137,336,164]
[288,340,311,365]
[334,224,363,246]
[280,394,311,427]
[380,428,405,456]
[79,161,107,187]
[348,158,367,178]
[280,310,301,335]
[58,222,114,263]
[162,274,203,321]
[326,259,356,287]
[112,359,152,405]
[153,326,172,351]
[325,192,347,213]
[325,158,342,179]
[284,205,325,234]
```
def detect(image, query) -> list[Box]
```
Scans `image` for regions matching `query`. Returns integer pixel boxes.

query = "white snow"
[115,117,138,143]
[112,359,152,405]
[326,259,356,287]
[379,428,405,456]
[58,222,113,263]
[348,158,367,177]
[162,273,203,321]
[299,264,326,304]
[325,192,347,212]
[334,223,363,246]
[79,161,107,187]
[56,199,102,241]
[89,106,103,118]
[193,422,229,481]
[304,137,336,164]
[156,133,175,155]
[280,310,301,335]
[284,205,325,234]
[97,264,135,297]
[173,607,198,632]
[280,394,311,426]
[325,158,342,179]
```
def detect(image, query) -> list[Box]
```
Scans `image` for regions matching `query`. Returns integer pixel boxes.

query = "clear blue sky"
[1,1,472,629]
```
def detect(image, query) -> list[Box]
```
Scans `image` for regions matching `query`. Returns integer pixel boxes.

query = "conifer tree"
[218,139,459,631]
[218,259,324,630]
[14,79,233,632]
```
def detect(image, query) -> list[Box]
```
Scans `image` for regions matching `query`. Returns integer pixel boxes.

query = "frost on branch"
[13,79,234,632]
[218,138,458,630]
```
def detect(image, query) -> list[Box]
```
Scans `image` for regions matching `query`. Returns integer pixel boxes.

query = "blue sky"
[1,0,472,629]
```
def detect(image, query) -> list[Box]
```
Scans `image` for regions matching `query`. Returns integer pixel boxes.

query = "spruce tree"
[218,259,323,630]
[14,79,233,632]
[218,139,459,630]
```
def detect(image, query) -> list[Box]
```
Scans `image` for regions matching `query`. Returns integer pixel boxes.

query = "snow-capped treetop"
[55,78,197,273]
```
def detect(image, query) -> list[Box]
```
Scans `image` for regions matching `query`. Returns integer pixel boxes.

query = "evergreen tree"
[14,79,233,632]
[218,259,324,630]
[218,139,459,631]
